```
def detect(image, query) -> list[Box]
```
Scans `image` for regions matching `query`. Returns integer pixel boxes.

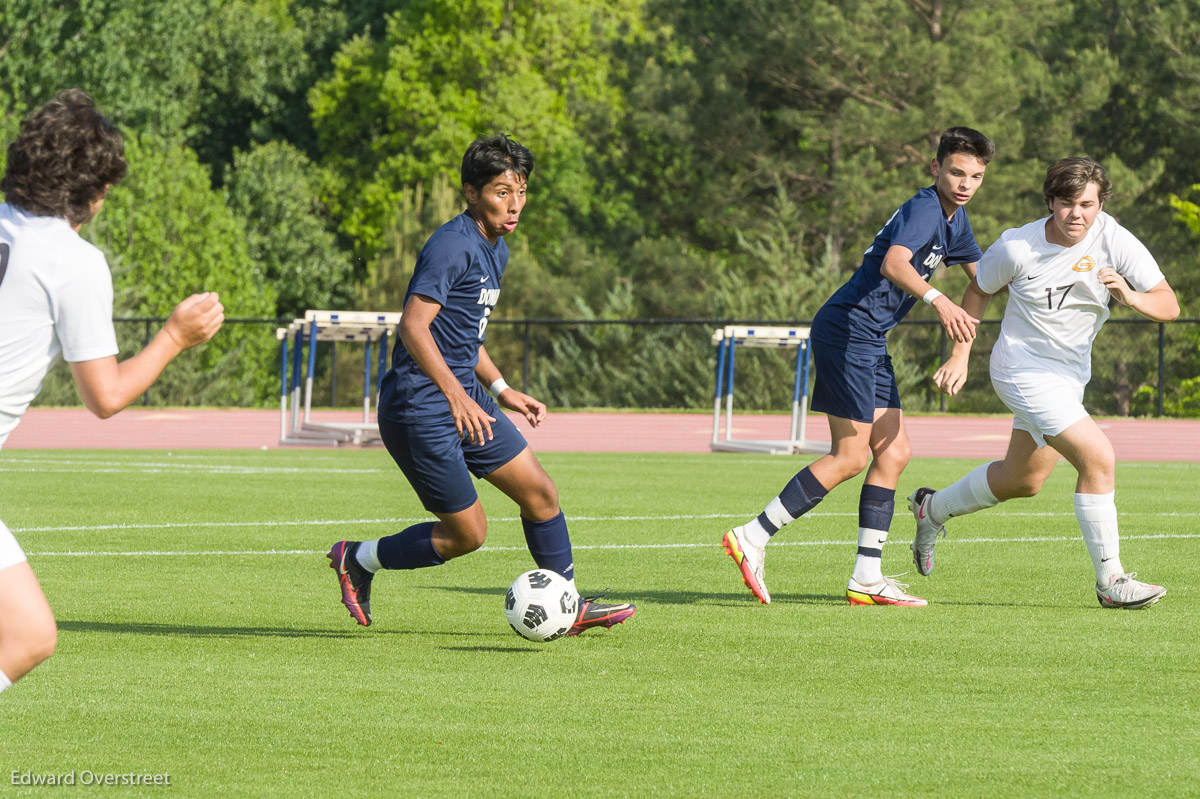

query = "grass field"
[2,449,1198,797]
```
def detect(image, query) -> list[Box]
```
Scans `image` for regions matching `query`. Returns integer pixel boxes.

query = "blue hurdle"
[710,325,828,455]
[276,310,402,446]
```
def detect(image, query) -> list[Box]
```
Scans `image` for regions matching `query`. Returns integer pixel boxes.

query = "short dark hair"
[1,89,127,226]
[460,133,533,191]
[936,127,995,166]
[1043,157,1112,210]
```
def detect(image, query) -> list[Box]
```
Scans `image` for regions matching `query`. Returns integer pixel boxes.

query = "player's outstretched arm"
[69,292,224,418]
[933,274,993,396]
[475,346,546,428]
[400,294,495,445]
[879,244,979,343]
[1098,271,1180,322]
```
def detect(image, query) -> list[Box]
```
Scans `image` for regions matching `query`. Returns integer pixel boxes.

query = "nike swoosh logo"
[1101,556,1113,562]
[932,245,942,251]
[480,276,489,283]
[1027,274,1042,281]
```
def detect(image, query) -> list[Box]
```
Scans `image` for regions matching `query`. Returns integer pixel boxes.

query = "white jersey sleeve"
[975,227,1025,295]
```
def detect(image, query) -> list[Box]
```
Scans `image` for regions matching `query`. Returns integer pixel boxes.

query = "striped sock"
[743,467,829,548]
[852,484,895,584]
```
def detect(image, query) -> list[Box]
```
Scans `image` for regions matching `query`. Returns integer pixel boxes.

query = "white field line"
[12,509,1200,535]
[25,532,1200,557]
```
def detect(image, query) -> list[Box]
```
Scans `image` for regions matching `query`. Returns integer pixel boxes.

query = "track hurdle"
[277,310,402,446]
[710,325,829,455]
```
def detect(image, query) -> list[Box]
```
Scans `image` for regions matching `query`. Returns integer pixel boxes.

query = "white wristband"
[922,287,944,305]
[489,377,510,396]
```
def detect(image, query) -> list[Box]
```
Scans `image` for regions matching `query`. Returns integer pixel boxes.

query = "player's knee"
[30,620,57,667]
[519,478,559,519]
[832,449,871,478]
[875,440,911,473]
[11,618,57,675]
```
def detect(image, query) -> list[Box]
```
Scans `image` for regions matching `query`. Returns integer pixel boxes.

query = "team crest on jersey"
[1071,255,1097,272]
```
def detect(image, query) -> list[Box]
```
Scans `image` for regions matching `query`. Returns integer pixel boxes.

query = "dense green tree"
[224,141,354,318]
[309,0,652,260]
[84,135,278,405]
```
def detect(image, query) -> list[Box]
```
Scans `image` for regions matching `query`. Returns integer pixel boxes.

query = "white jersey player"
[0,89,224,697]
[907,157,1180,609]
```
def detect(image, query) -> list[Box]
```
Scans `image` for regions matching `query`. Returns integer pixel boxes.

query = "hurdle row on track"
[710,325,829,455]
[276,310,401,447]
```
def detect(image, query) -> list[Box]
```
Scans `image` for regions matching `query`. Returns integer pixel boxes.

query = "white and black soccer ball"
[504,569,579,642]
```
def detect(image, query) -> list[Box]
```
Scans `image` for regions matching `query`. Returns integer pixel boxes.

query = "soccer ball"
[504,569,579,642]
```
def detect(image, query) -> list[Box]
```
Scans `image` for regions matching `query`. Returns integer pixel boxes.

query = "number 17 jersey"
[977,211,1164,386]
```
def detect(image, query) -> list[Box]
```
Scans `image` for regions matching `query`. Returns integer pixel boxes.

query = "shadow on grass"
[428,584,844,606]
[57,620,501,639]
[439,645,541,654]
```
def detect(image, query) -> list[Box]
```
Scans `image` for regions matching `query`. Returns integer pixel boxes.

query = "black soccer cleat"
[328,540,374,626]
[566,594,636,636]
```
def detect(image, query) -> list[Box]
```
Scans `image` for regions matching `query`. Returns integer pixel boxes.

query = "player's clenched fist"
[164,292,225,349]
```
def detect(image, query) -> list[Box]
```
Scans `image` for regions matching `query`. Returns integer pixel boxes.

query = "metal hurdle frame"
[710,325,829,455]
[277,310,402,446]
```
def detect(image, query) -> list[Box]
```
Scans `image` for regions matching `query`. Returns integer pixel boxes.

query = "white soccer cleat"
[846,574,927,607]
[909,487,946,576]
[1096,573,1166,609]
[722,526,770,604]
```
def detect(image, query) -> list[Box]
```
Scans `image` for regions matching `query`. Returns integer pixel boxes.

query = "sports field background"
[3,446,1197,797]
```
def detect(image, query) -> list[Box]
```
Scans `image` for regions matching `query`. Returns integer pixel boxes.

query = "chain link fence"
[30,316,1200,418]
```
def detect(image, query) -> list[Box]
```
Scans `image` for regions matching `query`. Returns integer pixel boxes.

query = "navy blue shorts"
[378,389,528,514]
[810,339,902,424]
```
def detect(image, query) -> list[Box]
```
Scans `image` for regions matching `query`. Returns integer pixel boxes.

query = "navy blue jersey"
[813,186,982,347]
[379,212,507,421]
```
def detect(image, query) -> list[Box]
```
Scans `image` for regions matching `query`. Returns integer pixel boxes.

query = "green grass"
[2,449,1198,797]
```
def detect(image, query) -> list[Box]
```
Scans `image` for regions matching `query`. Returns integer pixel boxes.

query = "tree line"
[2,0,1198,413]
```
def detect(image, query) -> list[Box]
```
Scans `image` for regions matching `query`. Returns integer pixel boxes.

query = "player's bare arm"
[1098,271,1180,322]
[69,291,224,418]
[400,293,495,445]
[879,244,979,344]
[933,276,994,396]
[475,345,546,428]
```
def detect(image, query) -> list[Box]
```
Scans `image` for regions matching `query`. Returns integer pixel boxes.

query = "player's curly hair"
[461,133,533,190]
[1,89,127,226]
[1043,157,1112,210]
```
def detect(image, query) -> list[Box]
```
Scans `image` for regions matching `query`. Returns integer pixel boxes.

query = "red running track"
[4,407,1200,461]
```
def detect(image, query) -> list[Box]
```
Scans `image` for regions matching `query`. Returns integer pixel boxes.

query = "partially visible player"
[0,89,224,696]
[909,157,1178,608]
[327,134,635,635]
[722,127,994,607]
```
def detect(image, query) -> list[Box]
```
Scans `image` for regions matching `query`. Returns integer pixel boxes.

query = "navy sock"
[755,466,829,534]
[522,511,574,582]
[377,522,445,570]
[857,484,895,558]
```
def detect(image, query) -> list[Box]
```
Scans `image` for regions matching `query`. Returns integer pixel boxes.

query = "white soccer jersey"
[977,211,1164,386]
[0,203,119,448]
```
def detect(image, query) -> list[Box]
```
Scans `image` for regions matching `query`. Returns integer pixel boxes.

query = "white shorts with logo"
[1,517,27,571]
[990,369,1089,449]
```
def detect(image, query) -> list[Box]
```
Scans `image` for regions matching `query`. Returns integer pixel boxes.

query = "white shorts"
[990,369,1088,449]
[0,518,28,571]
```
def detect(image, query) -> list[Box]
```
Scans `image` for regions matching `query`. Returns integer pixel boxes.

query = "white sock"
[0,669,11,695]
[740,517,773,549]
[1076,492,1122,585]
[355,539,382,573]
[929,462,1000,525]
[852,527,887,584]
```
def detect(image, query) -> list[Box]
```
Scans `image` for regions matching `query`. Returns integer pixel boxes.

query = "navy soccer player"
[722,127,993,607]
[0,90,223,696]
[328,134,635,634]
